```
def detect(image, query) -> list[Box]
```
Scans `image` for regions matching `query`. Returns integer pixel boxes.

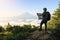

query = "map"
[37,13,43,19]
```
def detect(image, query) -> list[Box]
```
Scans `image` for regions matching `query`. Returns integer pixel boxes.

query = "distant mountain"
[14,13,37,19]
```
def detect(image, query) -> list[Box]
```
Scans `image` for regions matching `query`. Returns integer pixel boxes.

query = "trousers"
[40,20,47,31]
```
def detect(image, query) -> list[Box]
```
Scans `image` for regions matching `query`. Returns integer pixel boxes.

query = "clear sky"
[0,0,59,17]
[0,0,60,26]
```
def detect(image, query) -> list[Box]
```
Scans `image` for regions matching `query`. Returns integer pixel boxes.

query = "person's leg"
[39,20,44,31]
[45,21,47,31]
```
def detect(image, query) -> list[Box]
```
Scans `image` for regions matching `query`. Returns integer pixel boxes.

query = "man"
[39,8,51,31]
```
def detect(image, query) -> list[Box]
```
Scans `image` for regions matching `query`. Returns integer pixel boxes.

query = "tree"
[50,4,60,40]
[6,23,13,32]
[47,4,60,30]
[53,4,60,29]
[0,26,5,32]
[12,25,21,34]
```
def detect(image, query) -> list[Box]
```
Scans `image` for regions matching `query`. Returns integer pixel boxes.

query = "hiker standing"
[38,8,51,31]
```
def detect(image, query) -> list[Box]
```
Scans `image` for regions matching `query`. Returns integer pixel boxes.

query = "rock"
[26,30,56,40]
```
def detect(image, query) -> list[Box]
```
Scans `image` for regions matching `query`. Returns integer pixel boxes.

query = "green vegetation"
[52,4,60,40]
[47,4,60,40]
[0,24,39,40]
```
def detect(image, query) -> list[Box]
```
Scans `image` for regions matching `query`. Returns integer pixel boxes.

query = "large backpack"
[46,12,51,21]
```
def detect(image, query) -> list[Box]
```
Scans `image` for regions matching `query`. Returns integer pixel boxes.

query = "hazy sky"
[0,0,60,26]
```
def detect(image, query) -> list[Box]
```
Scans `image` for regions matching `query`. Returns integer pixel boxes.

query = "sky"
[0,0,60,26]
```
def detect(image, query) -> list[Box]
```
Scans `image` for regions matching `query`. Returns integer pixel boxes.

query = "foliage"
[0,26,5,32]
[47,4,60,30]
[52,4,60,40]
[0,24,38,40]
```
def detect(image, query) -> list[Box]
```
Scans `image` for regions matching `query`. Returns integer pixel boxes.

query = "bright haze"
[0,0,59,26]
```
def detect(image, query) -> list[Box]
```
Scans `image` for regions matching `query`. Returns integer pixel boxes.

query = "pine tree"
[6,23,12,31]
[47,4,60,29]
[52,4,60,40]
[53,4,60,27]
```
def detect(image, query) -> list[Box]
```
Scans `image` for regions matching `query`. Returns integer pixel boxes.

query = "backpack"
[46,12,51,21]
